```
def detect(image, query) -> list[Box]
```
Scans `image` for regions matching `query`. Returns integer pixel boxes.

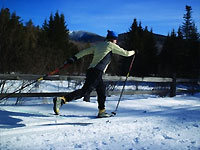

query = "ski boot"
[53,96,67,115]
[97,109,112,118]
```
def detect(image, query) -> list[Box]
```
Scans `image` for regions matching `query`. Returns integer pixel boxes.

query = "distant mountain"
[69,30,105,43]
[118,32,167,52]
[69,30,167,51]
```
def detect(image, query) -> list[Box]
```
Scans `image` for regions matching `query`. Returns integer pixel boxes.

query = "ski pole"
[112,55,135,115]
[0,63,69,101]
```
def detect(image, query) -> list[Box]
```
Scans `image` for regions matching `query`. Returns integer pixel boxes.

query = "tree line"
[0,6,199,78]
[119,5,199,78]
[161,6,199,78]
[0,8,80,75]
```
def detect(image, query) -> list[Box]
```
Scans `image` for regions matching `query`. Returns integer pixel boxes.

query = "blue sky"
[1,0,200,36]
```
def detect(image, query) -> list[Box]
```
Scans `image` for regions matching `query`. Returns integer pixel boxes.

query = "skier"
[53,30,136,118]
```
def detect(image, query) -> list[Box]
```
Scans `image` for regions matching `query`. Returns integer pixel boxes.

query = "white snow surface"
[0,81,200,150]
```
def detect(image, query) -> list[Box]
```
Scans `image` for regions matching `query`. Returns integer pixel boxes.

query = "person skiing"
[53,30,136,118]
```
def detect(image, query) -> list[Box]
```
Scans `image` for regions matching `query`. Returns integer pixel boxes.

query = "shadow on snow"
[0,109,50,129]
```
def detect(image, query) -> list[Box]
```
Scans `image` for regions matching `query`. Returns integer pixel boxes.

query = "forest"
[0,5,199,78]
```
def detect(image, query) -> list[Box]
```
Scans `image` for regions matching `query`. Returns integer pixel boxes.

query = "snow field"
[0,94,200,150]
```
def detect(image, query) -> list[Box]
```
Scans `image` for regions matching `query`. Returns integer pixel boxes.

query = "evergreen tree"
[23,20,41,73]
[159,30,185,76]
[121,18,158,76]
[0,8,25,73]
[181,5,199,40]
[0,8,79,74]
[0,8,10,73]
[159,5,199,77]
[181,5,199,77]
[39,11,78,73]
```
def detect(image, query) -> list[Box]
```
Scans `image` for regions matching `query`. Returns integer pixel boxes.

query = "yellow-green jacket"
[75,41,135,72]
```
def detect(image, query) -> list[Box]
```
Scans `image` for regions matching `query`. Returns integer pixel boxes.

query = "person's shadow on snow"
[0,109,47,129]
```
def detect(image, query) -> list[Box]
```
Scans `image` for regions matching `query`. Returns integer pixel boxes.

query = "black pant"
[64,68,106,110]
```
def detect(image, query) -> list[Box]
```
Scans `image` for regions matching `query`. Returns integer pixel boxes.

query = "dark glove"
[64,56,77,65]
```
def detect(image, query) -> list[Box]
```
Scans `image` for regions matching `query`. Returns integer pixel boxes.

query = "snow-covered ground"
[0,80,200,150]
[0,93,200,150]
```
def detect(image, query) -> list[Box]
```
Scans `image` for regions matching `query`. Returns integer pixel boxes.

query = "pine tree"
[0,8,25,73]
[159,30,184,76]
[23,20,41,73]
[181,5,199,40]
[0,8,80,74]
[181,5,199,77]
[0,8,10,73]
[159,5,199,77]
[39,11,78,73]
[121,18,158,76]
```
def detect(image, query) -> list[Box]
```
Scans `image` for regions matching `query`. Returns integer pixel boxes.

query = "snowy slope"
[0,93,200,150]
